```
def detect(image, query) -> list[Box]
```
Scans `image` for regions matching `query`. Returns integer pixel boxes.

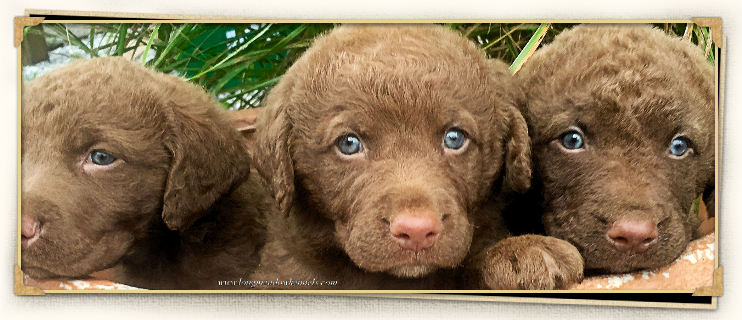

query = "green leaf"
[115,23,128,56]
[186,24,273,81]
[141,23,160,64]
[509,23,551,74]
[47,23,99,58]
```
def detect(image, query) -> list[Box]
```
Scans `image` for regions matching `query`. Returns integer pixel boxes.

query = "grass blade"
[509,23,551,74]
[153,23,194,69]
[141,23,160,64]
[115,23,129,56]
[186,24,273,81]
[47,23,99,58]
[482,23,524,51]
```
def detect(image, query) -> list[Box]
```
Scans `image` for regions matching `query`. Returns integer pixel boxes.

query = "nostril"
[607,218,658,253]
[390,213,442,252]
[381,217,390,226]
[21,216,41,249]
[21,217,39,237]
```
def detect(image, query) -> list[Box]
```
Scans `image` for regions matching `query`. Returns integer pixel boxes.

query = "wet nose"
[607,219,658,254]
[390,213,441,252]
[21,216,41,249]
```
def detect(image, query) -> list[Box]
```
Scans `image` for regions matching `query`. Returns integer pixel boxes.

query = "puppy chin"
[583,246,681,273]
[344,248,446,278]
[20,265,54,279]
[386,264,438,278]
[351,250,459,278]
[20,263,83,279]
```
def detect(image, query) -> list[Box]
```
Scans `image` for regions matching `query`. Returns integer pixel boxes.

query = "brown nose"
[21,216,41,249]
[390,214,441,252]
[607,219,658,254]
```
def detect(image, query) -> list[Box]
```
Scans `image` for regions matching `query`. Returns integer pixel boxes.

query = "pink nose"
[390,214,441,252]
[607,218,658,254]
[21,216,40,249]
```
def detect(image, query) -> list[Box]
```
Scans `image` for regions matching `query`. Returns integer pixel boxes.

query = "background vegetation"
[23,22,717,110]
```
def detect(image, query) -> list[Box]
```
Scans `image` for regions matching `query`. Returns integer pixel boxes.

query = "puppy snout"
[607,219,658,254]
[390,213,441,252]
[21,216,41,249]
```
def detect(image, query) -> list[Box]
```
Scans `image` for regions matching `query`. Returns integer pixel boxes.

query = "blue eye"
[89,151,116,166]
[561,131,584,150]
[669,137,689,157]
[337,134,362,155]
[443,129,466,150]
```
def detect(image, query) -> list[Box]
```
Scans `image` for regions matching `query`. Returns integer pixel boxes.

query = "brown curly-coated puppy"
[513,24,716,274]
[249,24,581,289]
[21,57,270,289]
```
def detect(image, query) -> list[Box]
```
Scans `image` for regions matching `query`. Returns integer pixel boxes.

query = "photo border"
[13,11,724,309]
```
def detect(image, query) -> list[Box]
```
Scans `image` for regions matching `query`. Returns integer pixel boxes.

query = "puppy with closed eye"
[512,25,716,274]
[250,24,582,290]
[21,57,271,289]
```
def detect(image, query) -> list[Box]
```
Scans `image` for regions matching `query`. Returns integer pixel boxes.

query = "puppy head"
[254,25,529,277]
[21,57,251,278]
[516,25,715,272]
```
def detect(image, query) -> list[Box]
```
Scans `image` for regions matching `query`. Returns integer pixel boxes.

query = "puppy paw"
[480,235,584,290]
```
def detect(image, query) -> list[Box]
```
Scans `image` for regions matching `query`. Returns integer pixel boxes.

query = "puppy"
[249,24,580,290]
[512,25,716,274]
[21,57,270,289]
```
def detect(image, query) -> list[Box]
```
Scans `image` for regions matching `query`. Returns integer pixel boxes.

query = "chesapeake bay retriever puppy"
[21,57,270,289]
[513,25,716,274]
[250,24,582,289]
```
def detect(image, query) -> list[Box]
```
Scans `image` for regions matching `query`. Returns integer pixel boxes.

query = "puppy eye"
[337,134,363,155]
[443,129,466,150]
[561,131,585,150]
[669,136,693,158]
[88,150,117,166]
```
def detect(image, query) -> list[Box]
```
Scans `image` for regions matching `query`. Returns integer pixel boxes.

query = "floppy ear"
[230,108,260,131]
[230,108,261,151]
[252,98,295,217]
[487,59,532,194]
[501,105,532,194]
[161,99,252,231]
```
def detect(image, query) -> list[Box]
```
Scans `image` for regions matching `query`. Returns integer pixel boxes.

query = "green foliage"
[31,23,334,109]
[142,23,334,109]
[652,23,716,64]
[28,22,716,110]
[447,23,579,65]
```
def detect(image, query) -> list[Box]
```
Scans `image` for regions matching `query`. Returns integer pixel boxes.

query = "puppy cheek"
[333,220,351,247]
[342,217,396,272]
[437,212,474,264]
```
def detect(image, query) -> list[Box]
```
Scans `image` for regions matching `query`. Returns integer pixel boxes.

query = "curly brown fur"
[513,24,716,274]
[21,57,270,289]
[250,24,533,289]
[465,196,584,289]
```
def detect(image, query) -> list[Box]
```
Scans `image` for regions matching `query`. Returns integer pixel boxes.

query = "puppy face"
[517,25,715,273]
[21,57,251,279]
[255,25,530,278]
